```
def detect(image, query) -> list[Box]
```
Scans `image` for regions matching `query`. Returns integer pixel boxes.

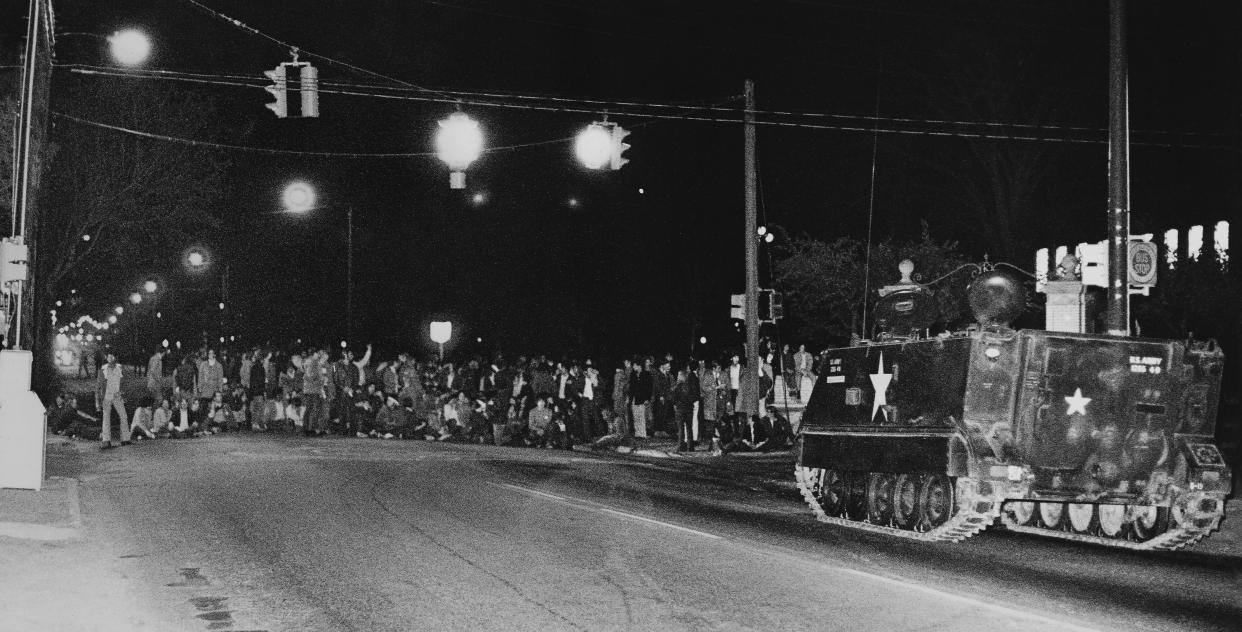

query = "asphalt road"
[40,434,1242,632]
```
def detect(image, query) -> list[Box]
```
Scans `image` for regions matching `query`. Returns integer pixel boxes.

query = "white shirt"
[729,364,741,389]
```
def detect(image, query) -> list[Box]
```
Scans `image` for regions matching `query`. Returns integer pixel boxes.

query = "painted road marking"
[493,483,721,540]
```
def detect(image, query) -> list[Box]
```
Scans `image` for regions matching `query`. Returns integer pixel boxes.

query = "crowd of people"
[50,340,820,455]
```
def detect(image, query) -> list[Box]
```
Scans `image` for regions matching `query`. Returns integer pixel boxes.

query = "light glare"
[108,29,151,67]
[575,124,612,170]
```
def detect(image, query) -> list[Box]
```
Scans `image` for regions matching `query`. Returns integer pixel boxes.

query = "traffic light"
[264,64,288,118]
[300,64,319,118]
[730,294,746,320]
[609,125,630,170]
[770,291,784,320]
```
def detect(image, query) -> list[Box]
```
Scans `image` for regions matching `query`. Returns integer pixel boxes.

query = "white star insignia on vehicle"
[870,351,892,422]
[1064,387,1091,416]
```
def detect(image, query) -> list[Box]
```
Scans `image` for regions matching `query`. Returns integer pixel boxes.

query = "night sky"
[5,0,1239,359]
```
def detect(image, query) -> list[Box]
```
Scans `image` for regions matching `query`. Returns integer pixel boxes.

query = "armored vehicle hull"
[795,329,1231,550]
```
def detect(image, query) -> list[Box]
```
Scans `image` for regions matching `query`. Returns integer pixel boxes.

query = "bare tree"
[38,81,236,290]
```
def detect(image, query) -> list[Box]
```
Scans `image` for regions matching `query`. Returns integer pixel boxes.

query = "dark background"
[3,0,1239,358]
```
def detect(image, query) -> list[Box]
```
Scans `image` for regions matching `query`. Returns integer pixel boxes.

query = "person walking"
[96,352,132,449]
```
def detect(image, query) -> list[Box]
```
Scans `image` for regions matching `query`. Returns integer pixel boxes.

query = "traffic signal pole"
[742,79,760,417]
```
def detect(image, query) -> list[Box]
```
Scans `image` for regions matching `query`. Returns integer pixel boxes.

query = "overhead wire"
[181,0,457,100]
[61,65,1239,149]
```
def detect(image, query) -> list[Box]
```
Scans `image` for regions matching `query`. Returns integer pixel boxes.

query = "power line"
[63,66,1240,150]
[181,0,456,100]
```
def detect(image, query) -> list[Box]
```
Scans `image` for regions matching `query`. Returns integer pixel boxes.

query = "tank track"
[794,466,1000,543]
[997,501,1223,551]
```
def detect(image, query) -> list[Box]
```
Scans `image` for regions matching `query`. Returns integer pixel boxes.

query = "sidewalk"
[0,476,81,541]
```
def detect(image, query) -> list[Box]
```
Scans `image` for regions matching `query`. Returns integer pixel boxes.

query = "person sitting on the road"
[284,396,306,433]
[170,397,201,438]
[724,414,771,453]
[151,398,173,437]
[374,395,408,439]
[353,383,381,438]
[525,397,553,447]
[205,391,236,433]
[764,405,793,450]
[49,393,101,439]
[130,397,158,440]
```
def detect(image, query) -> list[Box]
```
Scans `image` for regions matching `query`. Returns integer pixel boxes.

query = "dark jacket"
[630,370,653,404]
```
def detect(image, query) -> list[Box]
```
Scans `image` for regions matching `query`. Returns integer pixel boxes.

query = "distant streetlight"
[282,181,316,213]
[129,292,142,304]
[107,29,151,66]
[82,234,91,241]
[430,321,452,360]
[567,198,580,208]
[218,302,225,311]
[764,232,775,243]
[186,249,207,270]
[472,192,486,205]
[55,300,62,307]
[107,315,117,324]
[757,226,768,236]
[143,280,158,293]
[435,112,484,189]
[574,123,612,170]
[699,336,708,344]
[162,339,169,348]
[114,306,124,315]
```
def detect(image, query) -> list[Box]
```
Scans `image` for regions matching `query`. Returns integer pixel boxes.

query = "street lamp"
[143,280,158,293]
[185,248,208,270]
[129,292,142,304]
[107,29,151,67]
[282,181,316,213]
[435,112,484,189]
[575,123,612,170]
[430,321,452,361]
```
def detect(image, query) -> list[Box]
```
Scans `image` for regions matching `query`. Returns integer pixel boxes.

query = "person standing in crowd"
[727,354,742,414]
[652,358,673,436]
[673,367,699,452]
[247,350,268,430]
[611,359,631,436]
[578,363,600,443]
[781,343,796,399]
[302,349,328,436]
[195,349,224,414]
[794,344,814,401]
[96,352,131,449]
[630,359,652,438]
[146,347,166,404]
[760,351,775,404]
[174,355,197,401]
[697,360,720,442]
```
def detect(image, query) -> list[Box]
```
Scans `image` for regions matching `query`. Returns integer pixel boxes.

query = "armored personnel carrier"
[794,261,1231,550]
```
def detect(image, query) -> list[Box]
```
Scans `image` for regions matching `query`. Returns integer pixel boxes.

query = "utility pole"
[347,205,354,343]
[1106,0,1130,336]
[742,79,760,416]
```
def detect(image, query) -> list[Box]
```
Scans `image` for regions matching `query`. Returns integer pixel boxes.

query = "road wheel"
[1067,503,1096,533]
[818,469,847,517]
[1037,501,1065,529]
[1128,505,1169,542]
[866,472,896,526]
[1097,505,1126,538]
[845,472,869,521]
[917,474,954,531]
[891,474,920,530]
